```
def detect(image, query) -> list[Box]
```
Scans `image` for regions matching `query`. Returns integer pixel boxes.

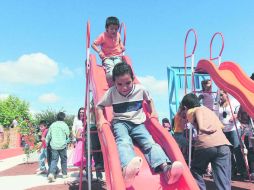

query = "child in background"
[198,79,214,111]
[96,62,183,188]
[173,108,188,161]
[36,120,48,174]
[162,118,174,136]
[85,100,104,181]
[180,93,231,190]
[46,112,70,182]
[92,16,125,86]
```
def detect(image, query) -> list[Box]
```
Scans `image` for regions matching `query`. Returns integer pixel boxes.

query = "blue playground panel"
[167,66,211,121]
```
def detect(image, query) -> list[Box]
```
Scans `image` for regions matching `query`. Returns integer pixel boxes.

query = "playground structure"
[167,29,254,181]
[81,21,199,190]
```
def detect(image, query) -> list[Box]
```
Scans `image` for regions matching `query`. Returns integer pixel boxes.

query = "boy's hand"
[150,111,158,120]
[96,118,110,132]
[99,51,106,60]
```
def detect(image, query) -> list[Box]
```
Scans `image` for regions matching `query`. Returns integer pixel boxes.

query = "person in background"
[72,107,85,144]
[180,93,231,190]
[46,112,70,182]
[92,16,125,86]
[10,116,19,128]
[237,73,254,180]
[162,118,174,135]
[85,100,104,181]
[173,107,188,161]
[219,89,247,179]
[36,120,48,174]
[198,79,214,111]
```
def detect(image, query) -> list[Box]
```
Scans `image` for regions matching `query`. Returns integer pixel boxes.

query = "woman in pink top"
[92,16,125,86]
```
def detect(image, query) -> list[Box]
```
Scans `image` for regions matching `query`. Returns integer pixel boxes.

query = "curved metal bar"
[79,20,92,190]
[119,22,126,46]
[210,32,224,64]
[184,29,198,95]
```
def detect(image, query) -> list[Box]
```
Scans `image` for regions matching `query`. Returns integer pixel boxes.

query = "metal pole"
[188,124,193,168]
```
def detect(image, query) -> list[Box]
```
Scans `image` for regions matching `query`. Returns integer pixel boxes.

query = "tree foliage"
[0,96,30,127]
[34,109,74,128]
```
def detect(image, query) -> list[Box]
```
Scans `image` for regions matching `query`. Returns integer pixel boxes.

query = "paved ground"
[0,148,253,190]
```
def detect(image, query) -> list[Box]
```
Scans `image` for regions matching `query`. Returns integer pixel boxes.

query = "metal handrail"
[119,22,126,46]
[79,20,92,190]
[209,32,224,66]
[184,29,198,95]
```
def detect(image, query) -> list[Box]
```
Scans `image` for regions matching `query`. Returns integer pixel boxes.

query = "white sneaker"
[63,174,68,179]
[48,173,55,182]
[123,156,143,188]
[163,161,184,184]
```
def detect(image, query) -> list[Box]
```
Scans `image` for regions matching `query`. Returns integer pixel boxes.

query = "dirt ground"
[0,162,252,190]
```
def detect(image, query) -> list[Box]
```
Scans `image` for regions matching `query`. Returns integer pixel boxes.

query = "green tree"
[34,109,74,127]
[0,96,30,127]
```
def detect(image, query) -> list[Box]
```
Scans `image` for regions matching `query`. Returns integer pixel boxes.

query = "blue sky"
[0,1,254,119]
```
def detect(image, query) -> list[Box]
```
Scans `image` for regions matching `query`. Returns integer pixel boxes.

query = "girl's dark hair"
[57,112,65,121]
[112,62,134,81]
[39,120,48,128]
[105,16,120,28]
[181,93,201,109]
[78,107,85,120]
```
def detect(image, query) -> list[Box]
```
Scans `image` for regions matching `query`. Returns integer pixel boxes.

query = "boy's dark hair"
[78,107,84,120]
[105,16,120,28]
[181,93,201,109]
[112,62,134,81]
[57,112,65,121]
[250,73,254,80]
[162,118,170,124]
[39,120,48,128]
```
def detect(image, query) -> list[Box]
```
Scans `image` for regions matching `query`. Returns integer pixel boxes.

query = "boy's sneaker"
[36,169,47,175]
[163,161,183,184]
[48,173,55,182]
[123,156,143,188]
[62,174,68,179]
[96,171,103,181]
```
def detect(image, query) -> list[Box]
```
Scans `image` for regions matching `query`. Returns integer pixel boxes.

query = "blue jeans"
[49,148,67,175]
[112,120,170,172]
[224,130,246,174]
[39,148,47,171]
[191,145,231,190]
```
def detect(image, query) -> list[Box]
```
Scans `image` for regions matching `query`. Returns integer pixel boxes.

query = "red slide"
[89,54,199,190]
[196,59,254,118]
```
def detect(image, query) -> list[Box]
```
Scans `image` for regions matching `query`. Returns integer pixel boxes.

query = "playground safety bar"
[209,32,224,65]
[184,29,198,95]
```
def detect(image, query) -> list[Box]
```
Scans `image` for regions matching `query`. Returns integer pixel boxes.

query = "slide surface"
[196,59,254,118]
[89,54,199,190]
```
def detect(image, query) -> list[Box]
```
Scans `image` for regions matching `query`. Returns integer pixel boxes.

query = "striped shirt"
[97,84,151,124]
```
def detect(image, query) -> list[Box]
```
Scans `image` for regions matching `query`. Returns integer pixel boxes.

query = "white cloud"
[0,93,9,100]
[61,67,74,77]
[0,53,59,85]
[38,93,59,103]
[137,75,168,96]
